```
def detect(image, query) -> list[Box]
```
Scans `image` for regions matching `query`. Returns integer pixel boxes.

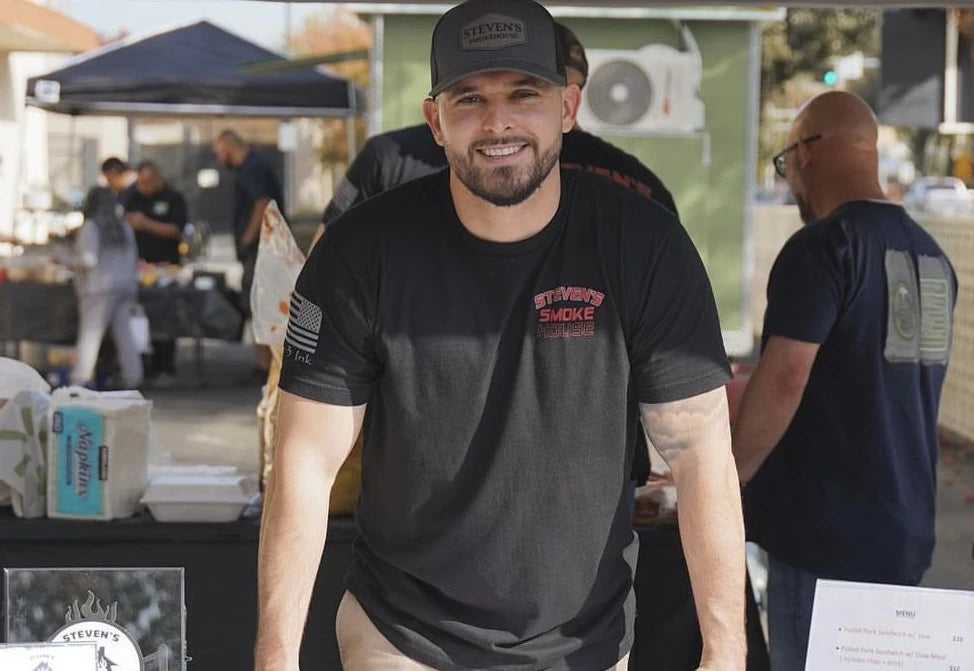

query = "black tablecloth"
[0,512,768,671]
[0,511,353,671]
[0,282,242,343]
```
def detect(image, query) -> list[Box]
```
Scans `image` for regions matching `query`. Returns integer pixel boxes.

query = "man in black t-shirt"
[734,92,956,670]
[213,129,285,372]
[212,129,285,314]
[259,2,746,671]
[119,160,188,381]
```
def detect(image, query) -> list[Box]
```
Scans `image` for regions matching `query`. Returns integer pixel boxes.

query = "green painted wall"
[380,15,755,336]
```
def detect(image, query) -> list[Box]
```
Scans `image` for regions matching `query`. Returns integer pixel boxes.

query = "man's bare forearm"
[256,457,332,669]
[255,393,363,671]
[642,389,746,670]
[242,197,271,247]
[732,336,818,483]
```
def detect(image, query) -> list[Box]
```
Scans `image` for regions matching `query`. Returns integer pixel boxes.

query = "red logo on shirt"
[533,286,604,340]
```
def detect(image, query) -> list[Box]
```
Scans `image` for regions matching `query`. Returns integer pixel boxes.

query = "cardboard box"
[47,391,151,520]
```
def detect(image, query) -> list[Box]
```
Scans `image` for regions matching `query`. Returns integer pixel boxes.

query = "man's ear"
[562,84,582,133]
[423,98,446,147]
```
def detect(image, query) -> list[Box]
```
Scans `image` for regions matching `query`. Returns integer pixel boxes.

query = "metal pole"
[369,14,385,137]
[945,9,960,126]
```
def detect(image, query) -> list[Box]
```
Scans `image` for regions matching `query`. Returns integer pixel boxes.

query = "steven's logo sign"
[461,14,526,50]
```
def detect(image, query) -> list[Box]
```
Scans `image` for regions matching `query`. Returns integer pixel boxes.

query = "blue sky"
[52,1,335,51]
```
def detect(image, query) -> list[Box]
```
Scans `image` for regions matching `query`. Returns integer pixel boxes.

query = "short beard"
[446,135,561,207]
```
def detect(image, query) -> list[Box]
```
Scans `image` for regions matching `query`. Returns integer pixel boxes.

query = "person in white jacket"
[69,184,143,389]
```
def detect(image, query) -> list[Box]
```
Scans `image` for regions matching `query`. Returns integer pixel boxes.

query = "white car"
[904,177,974,215]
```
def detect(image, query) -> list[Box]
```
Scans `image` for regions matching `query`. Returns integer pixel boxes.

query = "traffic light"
[823,69,838,87]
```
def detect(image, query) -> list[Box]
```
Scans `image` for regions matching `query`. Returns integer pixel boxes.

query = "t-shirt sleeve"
[278,224,380,406]
[629,216,731,404]
[321,139,380,226]
[240,161,278,205]
[763,226,846,344]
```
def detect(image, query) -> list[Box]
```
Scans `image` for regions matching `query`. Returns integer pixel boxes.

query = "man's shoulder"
[567,168,677,226]
[117,184,140,207]
[370,124,437,151]
[242,150,274,175]
[562,129,674,207]
[329,171,445,236]
[160,184,186,202]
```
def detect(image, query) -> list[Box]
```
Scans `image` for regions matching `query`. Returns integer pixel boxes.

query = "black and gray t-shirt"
[281,169,729,670]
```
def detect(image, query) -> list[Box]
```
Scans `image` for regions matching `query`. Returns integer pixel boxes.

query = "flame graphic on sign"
[64,590,118,623]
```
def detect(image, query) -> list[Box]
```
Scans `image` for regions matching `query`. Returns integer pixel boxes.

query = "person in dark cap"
[311,21,676,247]
[257,1,746,670]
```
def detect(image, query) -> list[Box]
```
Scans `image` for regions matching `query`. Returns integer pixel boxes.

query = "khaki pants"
[336,592,630,671]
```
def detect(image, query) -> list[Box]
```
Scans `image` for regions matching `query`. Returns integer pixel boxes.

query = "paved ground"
[144,340,261,474]
[150,339,974,591]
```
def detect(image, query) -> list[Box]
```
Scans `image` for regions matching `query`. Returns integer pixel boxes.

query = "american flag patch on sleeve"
[285,291,323,354]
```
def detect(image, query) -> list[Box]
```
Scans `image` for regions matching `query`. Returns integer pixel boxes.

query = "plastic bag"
[0,390,51,518]
[0,357,51,400]
[250,201,305,347]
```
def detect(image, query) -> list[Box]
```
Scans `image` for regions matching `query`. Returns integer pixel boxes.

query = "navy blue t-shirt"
[744,200,956,585]
[232,150,284,260]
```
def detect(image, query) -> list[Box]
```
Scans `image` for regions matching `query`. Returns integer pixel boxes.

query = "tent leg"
[345,115,356,160]
[127,117,139,164]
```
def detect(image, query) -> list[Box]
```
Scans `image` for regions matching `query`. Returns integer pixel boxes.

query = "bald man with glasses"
[734,91,957,670]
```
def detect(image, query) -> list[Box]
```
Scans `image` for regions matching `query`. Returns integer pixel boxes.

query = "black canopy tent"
[22,20,366,235]
[24,20,366,117]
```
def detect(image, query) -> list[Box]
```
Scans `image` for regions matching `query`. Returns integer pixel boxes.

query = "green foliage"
[758,9,881,183]
[761,9,880,96]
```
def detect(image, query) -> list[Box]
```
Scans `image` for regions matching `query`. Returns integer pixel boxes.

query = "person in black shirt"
[303,19,722,670]
[259,1,746,670]
[120,161,186,264]
[119,161,188,382]
[212,129,285,372]
[212,129,285,309]
[734,92,957,669]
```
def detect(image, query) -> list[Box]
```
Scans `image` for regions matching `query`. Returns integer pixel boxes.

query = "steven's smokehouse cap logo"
[461,14,526,50]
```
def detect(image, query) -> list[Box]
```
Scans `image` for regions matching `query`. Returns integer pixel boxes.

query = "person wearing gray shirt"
[69,181,143,389]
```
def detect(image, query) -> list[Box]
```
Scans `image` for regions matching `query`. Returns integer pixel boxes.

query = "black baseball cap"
[429,0,566,98]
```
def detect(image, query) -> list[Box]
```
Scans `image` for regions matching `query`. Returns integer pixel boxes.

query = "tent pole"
[347,80,358,158]
[945,9,959,126]
[127,116,140,165]
[346,115,356,162]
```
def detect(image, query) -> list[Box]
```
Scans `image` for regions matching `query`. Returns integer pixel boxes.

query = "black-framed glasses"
[772,134,823,178]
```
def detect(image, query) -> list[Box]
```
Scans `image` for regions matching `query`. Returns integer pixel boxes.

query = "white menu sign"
[806,580,974,670]
[0,642,97,670]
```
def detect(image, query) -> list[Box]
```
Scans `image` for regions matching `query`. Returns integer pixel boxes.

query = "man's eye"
[512,90,540,99]
[456,95,481,105]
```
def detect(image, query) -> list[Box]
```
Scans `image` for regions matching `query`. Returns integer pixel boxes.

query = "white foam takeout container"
[140,473,256,523]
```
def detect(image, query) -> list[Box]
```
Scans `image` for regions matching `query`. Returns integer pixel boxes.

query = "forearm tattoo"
[641,389,727,464]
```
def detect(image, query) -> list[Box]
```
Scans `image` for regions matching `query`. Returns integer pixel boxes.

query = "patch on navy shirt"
[918,254,953,365]
[884,249,920,363]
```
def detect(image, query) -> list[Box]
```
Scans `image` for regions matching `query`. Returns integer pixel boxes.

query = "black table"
[0,512,353,671]
[0,282,242,376]
[0,514,768,670]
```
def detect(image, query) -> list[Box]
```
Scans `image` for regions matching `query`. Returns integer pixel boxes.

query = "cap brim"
[430,61,566,97]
